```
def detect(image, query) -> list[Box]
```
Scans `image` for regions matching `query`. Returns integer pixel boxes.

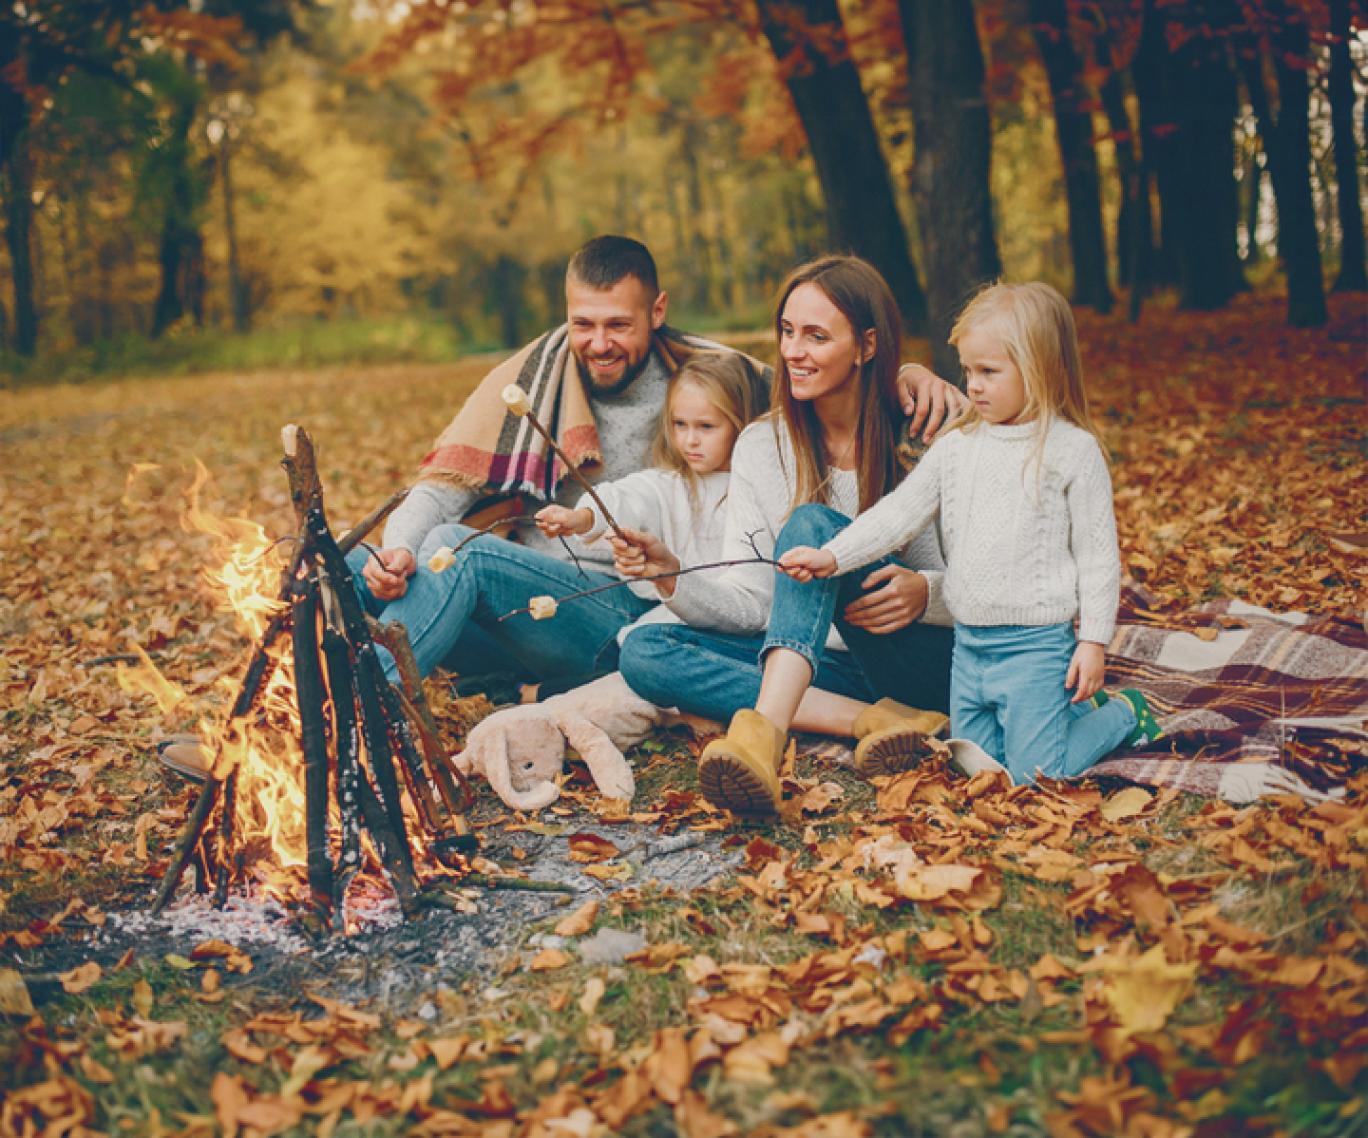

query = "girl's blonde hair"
[649,351,764,489]
[949,281,1099,443]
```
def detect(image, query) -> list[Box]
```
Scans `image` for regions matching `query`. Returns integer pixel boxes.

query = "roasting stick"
[501,385,628,543]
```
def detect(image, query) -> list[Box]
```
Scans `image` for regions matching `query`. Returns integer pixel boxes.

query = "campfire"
[144,426,482,932]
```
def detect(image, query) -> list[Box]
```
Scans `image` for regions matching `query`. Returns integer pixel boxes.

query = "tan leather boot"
[698,709,785,815]
[851,698,948,778]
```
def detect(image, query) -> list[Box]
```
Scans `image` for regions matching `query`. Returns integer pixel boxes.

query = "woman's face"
[778,282,870,405]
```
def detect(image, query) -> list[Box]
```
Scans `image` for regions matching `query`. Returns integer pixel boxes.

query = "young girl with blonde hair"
[536,350,762,635]
[782,281,1158,782]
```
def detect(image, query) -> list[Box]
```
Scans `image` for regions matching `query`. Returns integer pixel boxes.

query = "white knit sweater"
[577,469,729,626]
[667,416,951,647]
[822,418,1119,645]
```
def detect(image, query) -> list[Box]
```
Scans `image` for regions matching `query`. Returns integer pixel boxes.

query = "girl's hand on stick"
[778,546,838,582]
[363,548,416,600]
[610,527,680,597]
[1067,641,1106,703]
[842,565,927,633]
[536,504,593,538]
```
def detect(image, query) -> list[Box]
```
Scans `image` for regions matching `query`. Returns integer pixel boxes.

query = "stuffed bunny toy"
[451,672,664,811]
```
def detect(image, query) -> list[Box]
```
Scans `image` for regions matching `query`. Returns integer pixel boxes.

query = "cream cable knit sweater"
[822,418,1119,646]
[667,416,952,645]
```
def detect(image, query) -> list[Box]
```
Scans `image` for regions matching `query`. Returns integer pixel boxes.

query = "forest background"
[1,0,1364,385]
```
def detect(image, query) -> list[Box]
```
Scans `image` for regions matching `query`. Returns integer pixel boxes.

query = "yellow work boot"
[852,698,948,778]
[698,709,785,816]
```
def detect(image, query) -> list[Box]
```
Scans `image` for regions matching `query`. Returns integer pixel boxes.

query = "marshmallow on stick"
[501,384,628,543]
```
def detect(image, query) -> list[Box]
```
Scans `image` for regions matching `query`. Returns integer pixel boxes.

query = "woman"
[615,255,961,815]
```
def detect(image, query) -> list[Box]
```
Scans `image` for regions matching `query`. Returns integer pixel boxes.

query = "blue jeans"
[952,622,1135,783]
[347,524,653,682]
[619,504,953,722]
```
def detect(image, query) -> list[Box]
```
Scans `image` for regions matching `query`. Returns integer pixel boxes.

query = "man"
[359,235,964,693]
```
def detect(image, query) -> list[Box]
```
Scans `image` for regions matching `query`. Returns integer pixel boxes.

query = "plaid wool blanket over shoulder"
[418,325,760,501]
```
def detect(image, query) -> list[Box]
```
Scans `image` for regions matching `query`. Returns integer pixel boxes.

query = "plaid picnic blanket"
[810,583,1366,803]
[1086,584,1366,802]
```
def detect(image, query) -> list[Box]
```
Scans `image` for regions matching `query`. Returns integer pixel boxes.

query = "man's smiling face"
[566,274,668,394]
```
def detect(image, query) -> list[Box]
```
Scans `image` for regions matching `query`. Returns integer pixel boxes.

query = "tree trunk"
[1132,0,1181,287]
[221,130,250,332]
[757,0,928,333]
[1161,3,1244,310]
[1329,0,1366,291]
[1,112,38,357]
[152,96,207,338]
[898,0,1001,378]
[1238,22,1327,326]
[1243,148,1264,263]
[1029,0,1112,312]
[679,119,717,315]
[1096,49,1151,292]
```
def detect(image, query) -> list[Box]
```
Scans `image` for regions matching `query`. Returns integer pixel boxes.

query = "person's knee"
[619,628,676,705]
[417,523,478,563]
[775,503,847,554]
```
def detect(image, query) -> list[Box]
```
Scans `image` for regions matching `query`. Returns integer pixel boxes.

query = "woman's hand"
[536,504,593,538]
[778,545,837,582]
[1067,641,1106,703]
[362,547,416,601]
[841,565,928,634]
[610,526,681,597]
[897,363,970,442]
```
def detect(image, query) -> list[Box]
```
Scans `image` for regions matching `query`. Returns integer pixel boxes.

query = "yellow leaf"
[59,961,102,994]
[1100,944,1197,1034]
[554,900,600,938]
[0,968,35,1016]
[579,976,606,1017]
[893,863,981,901]
[530,948,572,972]
[1100,786,1152,822]
[131,977,153,1017]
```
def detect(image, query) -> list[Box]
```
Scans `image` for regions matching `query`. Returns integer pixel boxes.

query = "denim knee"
[774,503,849,555]
[619,626,676,707]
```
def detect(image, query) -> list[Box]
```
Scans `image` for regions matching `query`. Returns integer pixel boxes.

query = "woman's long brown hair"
[771,255,905,514]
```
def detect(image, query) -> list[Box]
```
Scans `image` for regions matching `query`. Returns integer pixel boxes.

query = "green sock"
[1117,688,1161,747]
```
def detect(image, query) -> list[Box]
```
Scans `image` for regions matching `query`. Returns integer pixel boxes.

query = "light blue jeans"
[619,504,953,722]
[348,524,653,682]
[951,622,1134,783]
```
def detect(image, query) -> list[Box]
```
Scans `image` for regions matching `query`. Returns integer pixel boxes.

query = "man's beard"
[575,350,653,396]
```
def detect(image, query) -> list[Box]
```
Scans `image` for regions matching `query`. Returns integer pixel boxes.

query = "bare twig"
[517,406,629,542]
[495,553,780,623]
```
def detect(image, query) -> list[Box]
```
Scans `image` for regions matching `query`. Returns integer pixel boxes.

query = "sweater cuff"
[918,570,954,628]
[1077,616,1116,648]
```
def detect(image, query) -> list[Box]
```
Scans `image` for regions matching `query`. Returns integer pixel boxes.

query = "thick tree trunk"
[1132,0,1181,287]
[491,253,525,349]
[757,0,928,333]
[1161,4,1244,310]
[1238,22,1328,326]
[1243,149,1264,263]
[898,0,1001,378]
[1329,0,1366,291]
[1,113,38,357]
[1029,0,1112,312]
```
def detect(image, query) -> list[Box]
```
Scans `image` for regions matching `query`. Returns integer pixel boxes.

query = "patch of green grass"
[0,315,474,387]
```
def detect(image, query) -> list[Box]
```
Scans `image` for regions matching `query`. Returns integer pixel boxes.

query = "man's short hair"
[567,236,659,295]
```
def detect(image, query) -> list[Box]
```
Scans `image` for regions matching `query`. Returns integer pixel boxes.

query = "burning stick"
[320,621,362,915]
[293,576,334,923]
[501,384,628,543]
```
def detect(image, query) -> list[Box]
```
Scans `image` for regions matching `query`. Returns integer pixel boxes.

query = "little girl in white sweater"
[536,351,762,637]
[780,282,1159,782]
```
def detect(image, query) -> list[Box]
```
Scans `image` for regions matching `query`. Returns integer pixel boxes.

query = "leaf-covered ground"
[1,292,1365,1138]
